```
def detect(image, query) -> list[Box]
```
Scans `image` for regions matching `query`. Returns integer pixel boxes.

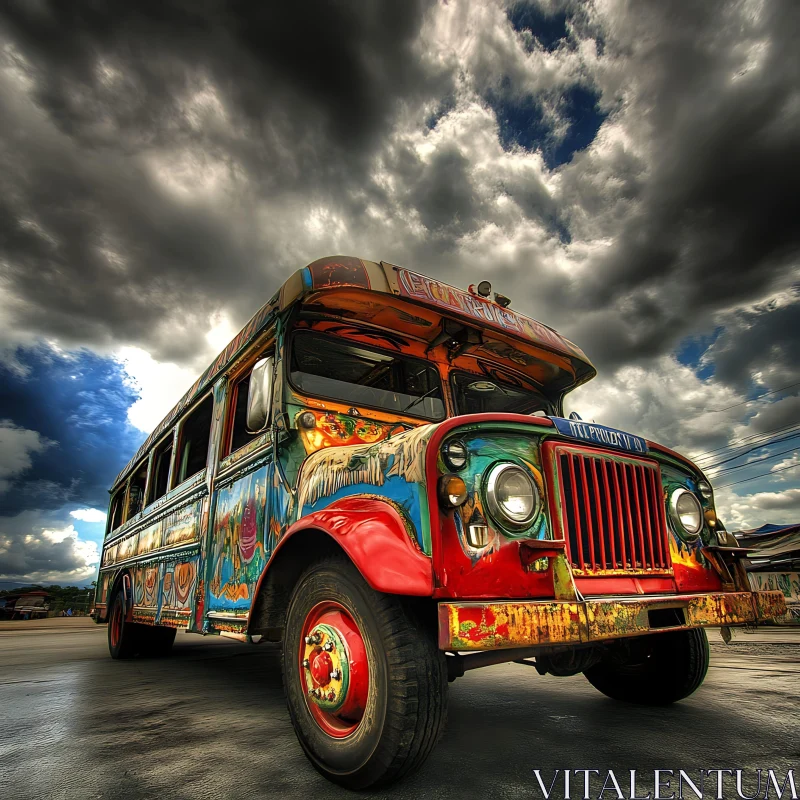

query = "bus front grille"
[554,447,672,574]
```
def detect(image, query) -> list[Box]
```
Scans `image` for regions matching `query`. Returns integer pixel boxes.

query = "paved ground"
[1,621,798,800]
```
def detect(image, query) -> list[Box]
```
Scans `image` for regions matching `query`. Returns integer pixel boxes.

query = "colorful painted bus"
[94,256,786,788]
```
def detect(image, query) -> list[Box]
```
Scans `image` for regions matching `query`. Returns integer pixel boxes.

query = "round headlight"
[669,488,703,539]
[485,464,540,528]
[442,439,468,471]
[697,480,713,501]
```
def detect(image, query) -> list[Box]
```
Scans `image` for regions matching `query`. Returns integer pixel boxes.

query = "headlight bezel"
[484,462,540,530]
[442,438,469,471]
[669,487,704,541]
[697,480,713,501]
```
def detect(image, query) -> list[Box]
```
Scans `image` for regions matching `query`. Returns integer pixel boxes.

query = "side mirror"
[246,356,274,433]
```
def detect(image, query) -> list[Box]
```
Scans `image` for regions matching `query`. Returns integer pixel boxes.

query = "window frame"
[124,456,150,522]
[222,344,275,460]
[147,429,177,507]
[173,391,214,489]
[449,368,554,417]
[107,484,127,537]
[286,330,446,422]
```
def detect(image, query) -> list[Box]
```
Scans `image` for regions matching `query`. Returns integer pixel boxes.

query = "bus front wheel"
[584,627,710,705]
[282,557,448,790]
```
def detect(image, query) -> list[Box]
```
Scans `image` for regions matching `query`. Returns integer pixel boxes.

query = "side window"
[176,395,213,484]
[127,459,148,519]
[108,486,126,534]
[229,373,258,453]
[149,435,173,504]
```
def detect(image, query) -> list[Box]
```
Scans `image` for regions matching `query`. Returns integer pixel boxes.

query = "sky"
[0,0,798,588]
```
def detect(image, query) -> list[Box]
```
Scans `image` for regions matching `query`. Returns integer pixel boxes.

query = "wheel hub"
[302,623,350,711]
[299,602,370,737]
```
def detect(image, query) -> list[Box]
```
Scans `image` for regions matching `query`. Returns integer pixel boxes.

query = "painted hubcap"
[300,601,369,738]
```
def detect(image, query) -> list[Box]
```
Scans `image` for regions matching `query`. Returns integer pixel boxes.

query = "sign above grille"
[550,417,648,455]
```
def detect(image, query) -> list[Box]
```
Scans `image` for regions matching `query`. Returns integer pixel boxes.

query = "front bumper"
[438,590,787,651]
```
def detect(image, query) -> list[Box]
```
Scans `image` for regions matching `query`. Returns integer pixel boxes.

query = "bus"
[94,255,785,789]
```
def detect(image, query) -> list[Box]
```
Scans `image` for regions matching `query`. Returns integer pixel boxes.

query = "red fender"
[278,497,433,596]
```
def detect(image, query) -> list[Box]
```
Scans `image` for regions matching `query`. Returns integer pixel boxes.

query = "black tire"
[137,625,177,657]
[107,589,138,659]
[584,628,710,705]
[282,557,448,790]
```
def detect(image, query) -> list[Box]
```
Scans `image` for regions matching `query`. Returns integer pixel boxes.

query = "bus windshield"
[451,371,553,416]
[290,331,446,420]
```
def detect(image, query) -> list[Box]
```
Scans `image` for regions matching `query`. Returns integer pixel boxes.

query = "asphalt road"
[1,621,798,800]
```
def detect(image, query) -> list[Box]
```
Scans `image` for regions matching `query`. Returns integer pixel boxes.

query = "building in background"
[736,524,800,625]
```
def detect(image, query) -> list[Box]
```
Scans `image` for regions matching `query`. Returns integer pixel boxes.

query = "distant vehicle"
[0,591,50,619]
[93,256,786,788]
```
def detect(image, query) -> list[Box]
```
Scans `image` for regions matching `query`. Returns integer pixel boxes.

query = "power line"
[707,445,799,476]
[692,421,800,461]
[716,462,800,489]
[707,380,800,413]
[696,430,800,468]
[701,431,800,471]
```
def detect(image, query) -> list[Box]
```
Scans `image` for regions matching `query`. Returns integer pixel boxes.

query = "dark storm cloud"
[709,293,800,392]
[0,346,143,516]
[563,0,800,379]
[413,146,481,235]
[0,0,445,362]
[1,0,435,153]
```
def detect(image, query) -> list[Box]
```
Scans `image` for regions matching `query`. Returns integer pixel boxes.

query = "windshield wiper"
[400,387,440,415]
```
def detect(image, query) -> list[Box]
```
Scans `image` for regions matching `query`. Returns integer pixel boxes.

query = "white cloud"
[717,486,800,531]
[564,355,745,456]
[771,453,800,478]
[116,346,200,433]
[0,513,100,584]
[69,508,107,523]
[0,420,54,492]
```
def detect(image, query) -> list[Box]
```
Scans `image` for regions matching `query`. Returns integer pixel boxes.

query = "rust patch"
[440,601,584,650]
[754,590,788,621]
[439,590,788,651]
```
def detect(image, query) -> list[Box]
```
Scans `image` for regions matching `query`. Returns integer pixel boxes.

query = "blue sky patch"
[507,1,569,51]
[675,327,723,379]
[0,347,145,517]
[486,84,606,169]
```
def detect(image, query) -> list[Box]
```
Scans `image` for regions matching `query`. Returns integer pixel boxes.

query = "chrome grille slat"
[556,449,671,574]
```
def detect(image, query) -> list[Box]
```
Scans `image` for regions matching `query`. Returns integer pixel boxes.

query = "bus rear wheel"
[584,628,710,705]
[282,558,448,790]
[107,589,138,659]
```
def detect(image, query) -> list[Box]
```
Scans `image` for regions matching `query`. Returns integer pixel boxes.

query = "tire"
[107,589,138,659]
[282,557,448,790]
[137,625,177,657]
[584,628,710,705]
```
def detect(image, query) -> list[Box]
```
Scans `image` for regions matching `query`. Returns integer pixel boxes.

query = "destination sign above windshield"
[395,268,586,361]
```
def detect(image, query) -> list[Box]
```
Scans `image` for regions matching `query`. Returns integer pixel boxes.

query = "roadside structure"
[736,523,800,624]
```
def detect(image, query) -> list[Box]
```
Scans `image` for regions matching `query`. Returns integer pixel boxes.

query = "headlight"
[485,464,540,528]
[697,480,713,500]
[442,439,468,471]
[669,488,703,539]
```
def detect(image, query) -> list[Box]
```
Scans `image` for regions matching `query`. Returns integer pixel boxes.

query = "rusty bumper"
[438,590,787,651]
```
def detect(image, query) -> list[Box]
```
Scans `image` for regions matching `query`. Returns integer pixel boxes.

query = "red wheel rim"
[299,601,370,738]
[110,599,122,648]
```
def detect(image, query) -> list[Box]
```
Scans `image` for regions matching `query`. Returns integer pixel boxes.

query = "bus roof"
[111,256,595,490]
